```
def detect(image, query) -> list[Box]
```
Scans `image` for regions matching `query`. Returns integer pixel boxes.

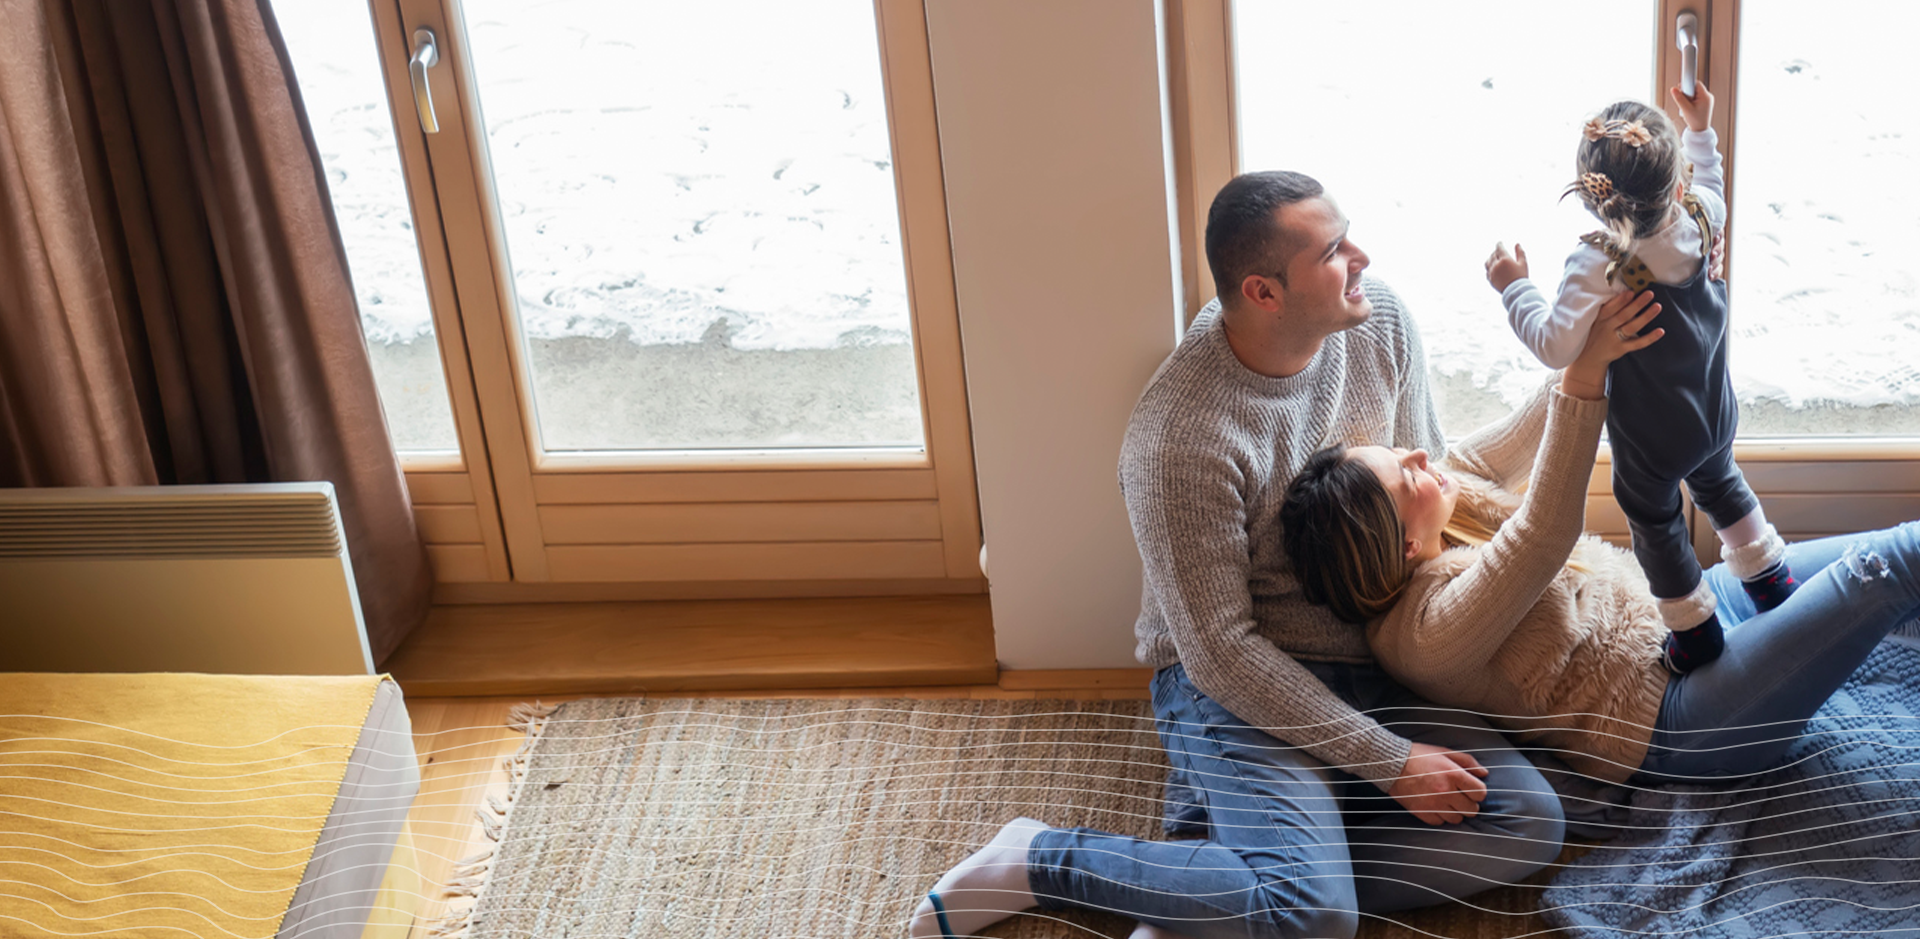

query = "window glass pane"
[1233,0,1655,435]
[271,0,461,453]
[460,0,924,452]
[1730,1,1920,436]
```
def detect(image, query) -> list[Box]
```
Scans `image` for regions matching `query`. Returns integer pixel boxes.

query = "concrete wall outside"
[926,0,1184,669]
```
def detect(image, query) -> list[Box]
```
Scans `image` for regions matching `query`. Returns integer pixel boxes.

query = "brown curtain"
[0,0,430,662]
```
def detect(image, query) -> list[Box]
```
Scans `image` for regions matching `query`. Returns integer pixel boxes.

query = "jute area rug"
[459,697,1569,939]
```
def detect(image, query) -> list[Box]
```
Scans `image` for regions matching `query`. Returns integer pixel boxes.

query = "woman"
[1279,290,1920,789]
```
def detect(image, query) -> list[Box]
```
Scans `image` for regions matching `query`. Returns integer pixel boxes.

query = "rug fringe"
[424,700,559,938]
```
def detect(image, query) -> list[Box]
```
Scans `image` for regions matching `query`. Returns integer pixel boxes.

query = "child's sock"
[1719,521,1797,612]
[1740,560,1798,611]
[1662,613,1725,674]
[1658,582,1724,675]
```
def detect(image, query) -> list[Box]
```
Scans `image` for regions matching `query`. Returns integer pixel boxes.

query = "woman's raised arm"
[1394,292,1664,679]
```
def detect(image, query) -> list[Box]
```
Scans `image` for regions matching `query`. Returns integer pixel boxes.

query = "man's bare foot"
[908,817,1049,938]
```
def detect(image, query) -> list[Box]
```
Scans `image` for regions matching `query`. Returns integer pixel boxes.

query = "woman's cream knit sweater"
[1367,380,1673,784]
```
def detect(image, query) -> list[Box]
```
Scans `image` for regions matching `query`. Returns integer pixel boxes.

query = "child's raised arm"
[1671,83,1725,205]
[1495,242,1618,370]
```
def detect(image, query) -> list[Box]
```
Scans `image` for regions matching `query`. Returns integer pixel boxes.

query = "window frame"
[365,0,984,594]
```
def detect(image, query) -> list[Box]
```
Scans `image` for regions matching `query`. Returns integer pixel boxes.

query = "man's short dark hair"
[1205,171,1324,301]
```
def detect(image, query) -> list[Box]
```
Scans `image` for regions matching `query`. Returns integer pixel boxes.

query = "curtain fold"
[0,0,430,662]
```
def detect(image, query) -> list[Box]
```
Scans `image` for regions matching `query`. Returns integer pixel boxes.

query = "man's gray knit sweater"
[1120,277,1445,787]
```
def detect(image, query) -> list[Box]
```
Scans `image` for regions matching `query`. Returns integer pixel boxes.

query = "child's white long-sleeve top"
[1503,128,1726,368]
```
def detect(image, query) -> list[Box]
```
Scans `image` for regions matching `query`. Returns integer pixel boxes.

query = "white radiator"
[0,483,373,675]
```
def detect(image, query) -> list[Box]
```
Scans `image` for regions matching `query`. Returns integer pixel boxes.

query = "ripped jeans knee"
[1841,542,1894,584]
[1832,520,1920,609]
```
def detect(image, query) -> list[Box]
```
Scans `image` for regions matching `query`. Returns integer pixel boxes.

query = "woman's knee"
[1476,773,1567,872]
[1512,784,1567,862]
[1815,522,1920,608]
[1245,879,1359,939]
[1864,521,1920,580]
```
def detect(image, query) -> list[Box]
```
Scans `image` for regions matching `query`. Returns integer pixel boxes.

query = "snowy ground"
[279,0,1918,451]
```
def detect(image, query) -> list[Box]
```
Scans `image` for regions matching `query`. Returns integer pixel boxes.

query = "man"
[909,173,1565,939]
[1120,170,1567,931]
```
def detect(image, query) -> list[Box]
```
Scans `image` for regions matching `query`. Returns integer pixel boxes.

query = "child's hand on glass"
[1669,81,1714,133]
[1484,242,1528,292]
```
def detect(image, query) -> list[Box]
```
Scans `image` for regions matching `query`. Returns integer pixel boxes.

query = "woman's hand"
[1388,742,1490,825]
[1562,290,1664,400]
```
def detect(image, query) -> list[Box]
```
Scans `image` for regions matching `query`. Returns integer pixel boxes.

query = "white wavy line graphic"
[9,778,1917,856]
[13,708,1895,788]
[7,703,1919,751]
[17,812,1907,886]
[9,700,1920,938]
[3,748,1915,822]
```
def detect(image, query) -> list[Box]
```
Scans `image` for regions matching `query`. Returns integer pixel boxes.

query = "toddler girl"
[1483,84,1795,673]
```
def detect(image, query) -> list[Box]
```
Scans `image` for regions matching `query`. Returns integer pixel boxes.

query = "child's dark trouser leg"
[1687,444,1798,612]
[1614,464,1724,673]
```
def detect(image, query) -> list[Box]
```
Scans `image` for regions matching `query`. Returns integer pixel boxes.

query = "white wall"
[926,0,1183,669]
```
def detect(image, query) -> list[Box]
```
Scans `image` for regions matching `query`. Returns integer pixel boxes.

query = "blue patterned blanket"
[1540,638,1920,937]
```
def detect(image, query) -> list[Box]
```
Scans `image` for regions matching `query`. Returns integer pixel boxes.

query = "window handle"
[409,27,441,134]
[1675,11,1700,97]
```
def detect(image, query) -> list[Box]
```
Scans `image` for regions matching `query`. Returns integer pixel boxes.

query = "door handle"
[1675,11,1700,97]
[409,27,440,134]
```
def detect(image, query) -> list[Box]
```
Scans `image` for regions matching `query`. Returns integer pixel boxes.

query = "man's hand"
[1388,742,1490,825]
[1485,242,1528,293]
[1669,82,1714,133]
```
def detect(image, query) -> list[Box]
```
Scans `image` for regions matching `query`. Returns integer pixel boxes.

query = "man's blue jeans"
[1026,660,1566,939]
[1642,521,1920,780]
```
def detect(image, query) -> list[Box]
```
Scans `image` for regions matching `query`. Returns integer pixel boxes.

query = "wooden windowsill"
[384,595,999,697]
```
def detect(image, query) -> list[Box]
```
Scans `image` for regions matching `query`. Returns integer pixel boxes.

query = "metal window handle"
[1676,11,1700,97]
[409,28,440,134]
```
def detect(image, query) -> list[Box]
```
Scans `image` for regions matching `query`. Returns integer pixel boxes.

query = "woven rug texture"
[464,697,1564,939]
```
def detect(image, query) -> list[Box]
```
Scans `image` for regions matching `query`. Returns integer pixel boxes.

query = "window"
[1727,0,1920,437]
[274,0,982,592]
[1230,0,1918,441]
[459,0,925,452]
[1234,0,1656,435]
[275,0,460,453]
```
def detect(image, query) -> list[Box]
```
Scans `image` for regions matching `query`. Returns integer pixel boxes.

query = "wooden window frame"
[366,0,983,596]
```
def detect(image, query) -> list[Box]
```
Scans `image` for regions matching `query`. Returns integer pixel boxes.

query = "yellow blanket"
[0,673,385,939]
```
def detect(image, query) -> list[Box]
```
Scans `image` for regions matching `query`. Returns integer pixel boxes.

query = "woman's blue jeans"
[1025,661,1566,939]
[1641,521,1920,780]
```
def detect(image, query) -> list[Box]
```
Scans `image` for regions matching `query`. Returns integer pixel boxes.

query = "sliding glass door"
[277,0,982,593]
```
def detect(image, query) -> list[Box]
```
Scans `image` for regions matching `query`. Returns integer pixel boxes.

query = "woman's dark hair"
[1279,445,1412,625]
[1566,100,1686,256]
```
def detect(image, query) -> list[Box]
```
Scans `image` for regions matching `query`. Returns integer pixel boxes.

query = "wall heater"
[0,483,373,675]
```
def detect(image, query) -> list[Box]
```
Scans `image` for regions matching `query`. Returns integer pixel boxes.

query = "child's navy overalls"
[1585,194,1760,600]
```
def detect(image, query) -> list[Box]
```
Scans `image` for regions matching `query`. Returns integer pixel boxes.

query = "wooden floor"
[398,676,1150,938]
